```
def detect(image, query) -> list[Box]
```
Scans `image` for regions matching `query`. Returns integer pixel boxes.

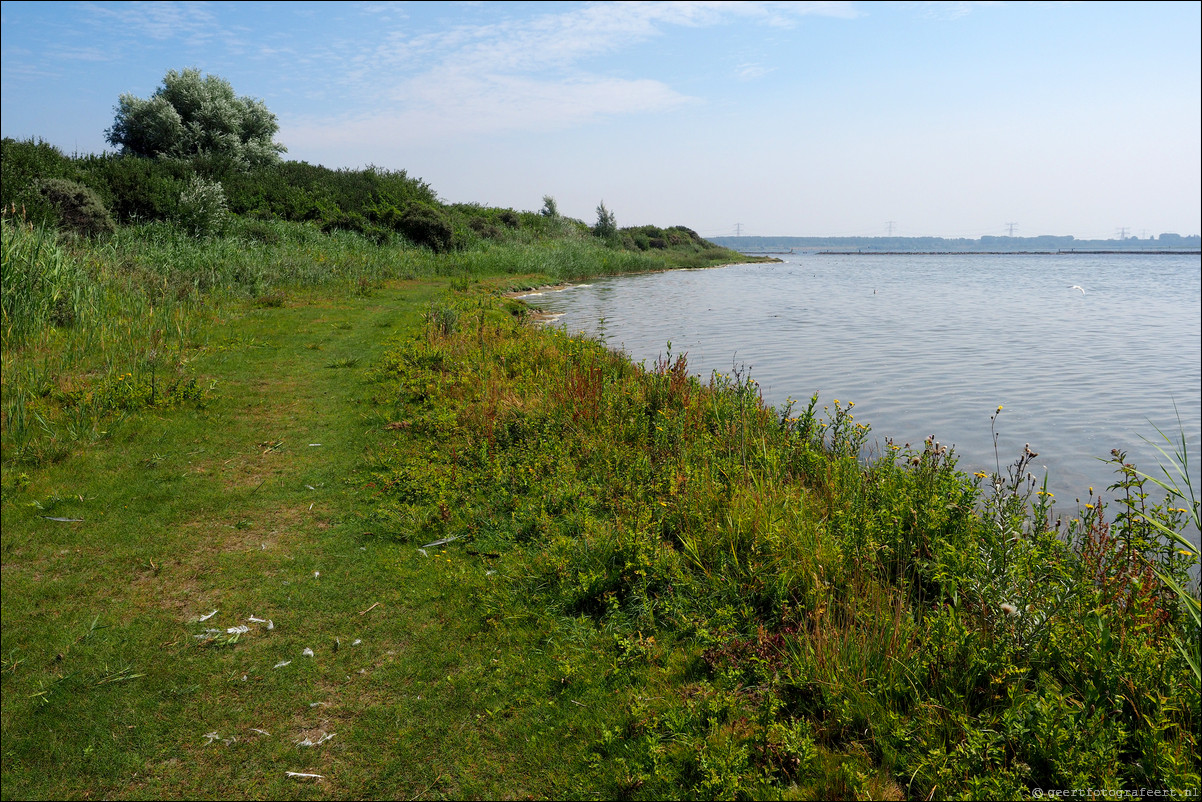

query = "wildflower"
[1000,603,1019,617]
[996,405,1003,413]
[1085,504,1094,510]
[974,471,988,478]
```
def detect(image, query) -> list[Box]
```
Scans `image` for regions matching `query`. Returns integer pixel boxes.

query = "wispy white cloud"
[292,1,859,147]
[286,73,690,154]
[735,62,775,81]
[44,45,115,63]
[904,1,1005,21]
[79,1,221,43]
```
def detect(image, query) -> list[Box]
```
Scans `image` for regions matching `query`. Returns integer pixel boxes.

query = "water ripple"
[536,253,1202,515]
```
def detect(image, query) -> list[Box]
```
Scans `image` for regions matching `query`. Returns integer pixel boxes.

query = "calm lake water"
[522,252,1202,522]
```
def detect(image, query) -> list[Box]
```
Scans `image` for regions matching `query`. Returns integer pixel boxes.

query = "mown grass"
[2,213,1198,799]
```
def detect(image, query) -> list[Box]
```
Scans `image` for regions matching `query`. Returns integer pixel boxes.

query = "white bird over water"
[1069,285,1086,295]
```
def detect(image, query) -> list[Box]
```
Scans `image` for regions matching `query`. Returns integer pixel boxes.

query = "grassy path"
[2,281,609,800]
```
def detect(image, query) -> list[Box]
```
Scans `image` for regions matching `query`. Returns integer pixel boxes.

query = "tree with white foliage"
[105,68,285,169]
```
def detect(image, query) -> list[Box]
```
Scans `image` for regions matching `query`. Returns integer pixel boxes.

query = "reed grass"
[1,214,737,472]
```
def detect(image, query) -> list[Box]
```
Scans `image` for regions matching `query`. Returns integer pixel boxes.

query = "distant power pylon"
[1116,227,1129,239]
[734,223,744,237]
[1005,222,1018,236]
[885,221,896,236]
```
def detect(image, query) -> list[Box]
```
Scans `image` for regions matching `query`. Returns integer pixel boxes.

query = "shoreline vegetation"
[2,135,1200,799]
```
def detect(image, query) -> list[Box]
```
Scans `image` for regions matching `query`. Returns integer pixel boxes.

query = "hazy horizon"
[2,1,1199,241]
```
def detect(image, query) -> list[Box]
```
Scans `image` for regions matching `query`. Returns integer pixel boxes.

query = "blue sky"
[2,1,1199,239]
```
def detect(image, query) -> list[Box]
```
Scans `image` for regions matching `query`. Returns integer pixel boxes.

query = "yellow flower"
[1085,504,1094,510]
[974,471,988,478]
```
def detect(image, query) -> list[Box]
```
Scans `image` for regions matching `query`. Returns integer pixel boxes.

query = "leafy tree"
[540,195,559,218]
[593,201,617,240]
[105,68,285,169]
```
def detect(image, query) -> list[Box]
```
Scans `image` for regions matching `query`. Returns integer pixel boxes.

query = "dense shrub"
[468,216,503,239]
[622,224,707,252]
[76,154,189,223]
[0,138,81,227]
[220,162,438,227]
[33,178,116,237]
[399,204,454,253]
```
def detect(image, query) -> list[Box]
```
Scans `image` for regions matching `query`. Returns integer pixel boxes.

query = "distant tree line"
[712,234,1201,253]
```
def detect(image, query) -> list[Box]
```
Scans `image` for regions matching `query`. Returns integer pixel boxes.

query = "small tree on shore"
[593,201,617,240]
[105,68,285,169]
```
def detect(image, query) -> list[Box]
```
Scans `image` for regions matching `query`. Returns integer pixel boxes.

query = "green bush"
[399,204,454,253]
[33,178,115,237]
[468,216,503,239]
[77,154,188,223]
[0,138,81,228]
[219,162,439,227]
